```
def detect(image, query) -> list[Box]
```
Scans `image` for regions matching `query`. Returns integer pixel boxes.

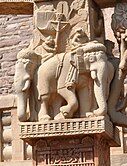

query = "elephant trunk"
[17,92,29,122]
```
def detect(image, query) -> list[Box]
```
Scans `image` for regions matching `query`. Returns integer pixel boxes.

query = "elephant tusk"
[91,70,97,80]
[22,79,30,91]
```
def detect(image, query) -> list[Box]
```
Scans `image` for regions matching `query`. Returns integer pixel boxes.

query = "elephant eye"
[89,56,93,60]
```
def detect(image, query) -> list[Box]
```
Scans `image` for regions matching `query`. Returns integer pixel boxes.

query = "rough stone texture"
[111,154,127,166]
[103,8,119,56]
[0,2,33,15]
[0,15,33,95]
[0,94,16,109]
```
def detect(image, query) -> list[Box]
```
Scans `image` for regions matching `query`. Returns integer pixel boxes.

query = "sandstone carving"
[37,41,115,121]
[107,2,127,127]
[14,1,127,128]
[14,44,39,122]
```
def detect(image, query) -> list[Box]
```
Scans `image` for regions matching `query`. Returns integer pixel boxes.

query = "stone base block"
[19,116,120,166]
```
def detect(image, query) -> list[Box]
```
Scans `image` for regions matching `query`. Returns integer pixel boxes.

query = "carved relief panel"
[34,136,95,166]
[14,0,127,129]
[33,0,105,55]
[14,0,109,123]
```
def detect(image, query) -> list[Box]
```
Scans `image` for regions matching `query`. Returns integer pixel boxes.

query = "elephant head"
[14,48,39,122]
[82,41,114,116]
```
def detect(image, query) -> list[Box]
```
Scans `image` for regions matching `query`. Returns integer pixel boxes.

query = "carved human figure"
[71,28,88,49]
[41,36,56,63]
[106,2,127,126]
[38,11,69,52]
[14,46,38,122]
[111,3,127,56]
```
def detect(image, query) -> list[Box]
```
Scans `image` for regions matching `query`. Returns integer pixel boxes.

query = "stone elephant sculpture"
[37,41,114,121]
[87,47,114,116]
[14,48,39,122]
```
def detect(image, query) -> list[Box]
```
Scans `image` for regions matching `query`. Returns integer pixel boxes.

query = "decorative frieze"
[19,116,120,146]
[34,136,95,166]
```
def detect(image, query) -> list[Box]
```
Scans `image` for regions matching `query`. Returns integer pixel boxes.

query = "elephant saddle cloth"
[65,53,87,89]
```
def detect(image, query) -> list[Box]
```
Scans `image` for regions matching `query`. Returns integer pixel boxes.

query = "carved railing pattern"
[20,117,111,138]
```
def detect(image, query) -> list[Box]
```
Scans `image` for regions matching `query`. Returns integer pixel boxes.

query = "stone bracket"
[19,116,120,147]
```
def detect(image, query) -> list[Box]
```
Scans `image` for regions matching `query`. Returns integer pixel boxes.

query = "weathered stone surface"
[0,15,33,95]
[33,135,110,166]
[19,117,120,166]
[0,2,33,15]
[0,95,16,109]
[1,0,127,166]
[14,0,116,123]
[111,154,127,166]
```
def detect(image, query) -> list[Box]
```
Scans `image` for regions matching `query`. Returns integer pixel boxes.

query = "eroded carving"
[106,2,127,126]
[14,44,39,122]
[35,137,94,166]
[14,0,127,129]
[36,41,114,121]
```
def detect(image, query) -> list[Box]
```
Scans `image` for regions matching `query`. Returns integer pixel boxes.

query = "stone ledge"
[19,116,120,146]
[0,94,17,110]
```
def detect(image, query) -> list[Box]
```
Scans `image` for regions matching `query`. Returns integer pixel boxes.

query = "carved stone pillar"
[94,135,110,166]
[11,109,25,160]
[15,0,125,165]
[19,117,120,166]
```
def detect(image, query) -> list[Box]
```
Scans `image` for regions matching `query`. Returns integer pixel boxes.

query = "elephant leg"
[93,80,107,116]
[17,92,28,122]
[78,87,92,118]
[38,94,51,121]
[58,88,78,118]
[53,95,64,120]
[29,93,38,122]
[92,62,114,117]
